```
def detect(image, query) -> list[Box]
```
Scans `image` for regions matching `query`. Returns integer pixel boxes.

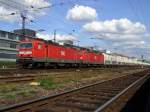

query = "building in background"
[0,29,35,61]
[14,29,36,38]
[0,30,19,61]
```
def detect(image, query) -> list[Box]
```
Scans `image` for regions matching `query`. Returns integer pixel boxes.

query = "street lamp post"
[54,29,56,42]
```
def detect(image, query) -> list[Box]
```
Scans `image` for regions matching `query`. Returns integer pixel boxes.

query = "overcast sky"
[0,0,150,60]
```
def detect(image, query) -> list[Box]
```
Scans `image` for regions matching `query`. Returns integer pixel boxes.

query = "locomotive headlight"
[25,51,32,55]
[19,51,25,54]
[19,51,32,55]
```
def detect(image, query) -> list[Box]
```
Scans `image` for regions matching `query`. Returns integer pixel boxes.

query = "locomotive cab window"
[38,43,42,49]
[20,43,32,49]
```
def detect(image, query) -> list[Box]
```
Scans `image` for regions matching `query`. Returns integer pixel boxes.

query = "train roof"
[21,37,104,53]
[111,53,129,58]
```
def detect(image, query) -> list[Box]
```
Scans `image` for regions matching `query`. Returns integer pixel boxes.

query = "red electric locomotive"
[17,38,104,68]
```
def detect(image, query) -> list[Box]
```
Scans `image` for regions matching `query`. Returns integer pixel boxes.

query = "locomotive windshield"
[20,43,32,49]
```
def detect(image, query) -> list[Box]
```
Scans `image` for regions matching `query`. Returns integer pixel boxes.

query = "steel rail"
[0,73,135,111]
[0,70,149,112]
[94,74,149,112]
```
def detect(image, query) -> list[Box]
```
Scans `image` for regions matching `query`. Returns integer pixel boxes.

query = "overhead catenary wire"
[0,0,76,19]
[135,0,150,31]
[0,0,98,38]
[0,0,95,27]
[0,0,51,34]
[0,0,32,12]
[29,0,79,35]
[127,0,149,31]
[6,0,32,9]
[127,0,149,59]
[0,0,19,10]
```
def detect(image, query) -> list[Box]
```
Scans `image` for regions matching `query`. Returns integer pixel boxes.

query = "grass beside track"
[0,84,37,99]
[0,61,16,68]
[37,68,144,89]
[0,68,145,108]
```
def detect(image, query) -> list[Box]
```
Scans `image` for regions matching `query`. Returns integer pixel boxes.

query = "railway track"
[0,68,92,83]
[0,67,139,76]
[0,67,140,83]
[0,69,149,112]
[0,68,98,76]
[0,74,51,83]
[0,68,62,76]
